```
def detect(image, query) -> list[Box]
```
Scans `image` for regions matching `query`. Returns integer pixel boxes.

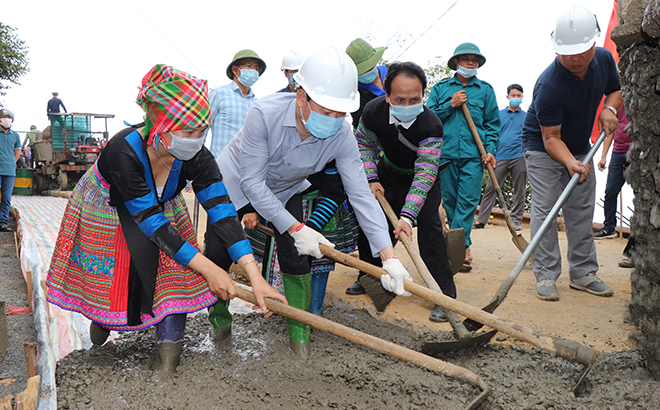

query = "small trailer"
[32,112,114,193]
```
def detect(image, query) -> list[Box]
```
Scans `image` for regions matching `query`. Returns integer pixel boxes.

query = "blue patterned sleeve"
[190,147,252,262]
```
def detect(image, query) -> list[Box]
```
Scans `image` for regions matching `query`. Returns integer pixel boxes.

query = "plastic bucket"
[13,168,33,196]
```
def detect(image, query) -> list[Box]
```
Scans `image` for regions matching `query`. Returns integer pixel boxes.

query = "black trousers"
[357,160,456,298]
[205,193,310,275]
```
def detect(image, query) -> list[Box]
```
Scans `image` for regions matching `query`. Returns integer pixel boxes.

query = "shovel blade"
[421,329,498,356]
[359,275,396,313]
[462,298,501,332]
[444,228,465,276]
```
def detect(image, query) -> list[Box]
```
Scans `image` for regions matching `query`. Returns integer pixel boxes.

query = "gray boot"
[153,341,183,381]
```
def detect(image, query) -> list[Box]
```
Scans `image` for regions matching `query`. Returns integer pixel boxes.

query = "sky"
[1,0,630,224]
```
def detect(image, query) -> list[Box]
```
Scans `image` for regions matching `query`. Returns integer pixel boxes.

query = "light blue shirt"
[218,93,392,256]
[495,107,526,161]
[0,128,20,176]
[209,81,257,157]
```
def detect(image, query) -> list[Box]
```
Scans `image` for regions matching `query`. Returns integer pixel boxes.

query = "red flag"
[591,0,619,142]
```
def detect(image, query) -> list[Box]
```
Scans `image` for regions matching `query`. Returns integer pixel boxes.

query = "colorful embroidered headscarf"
[136,64,211,146]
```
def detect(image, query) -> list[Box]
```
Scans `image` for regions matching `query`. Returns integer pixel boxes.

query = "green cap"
[448,43,486,70]
[345,38,387,75]
[226,49,267,79]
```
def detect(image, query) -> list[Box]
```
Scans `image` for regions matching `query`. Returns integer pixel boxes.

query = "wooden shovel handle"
[461,104,498,188]
[462,104,523,238]
[374,192,440,290]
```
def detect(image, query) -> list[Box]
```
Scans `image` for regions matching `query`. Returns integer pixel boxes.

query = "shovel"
[374,191,495,350]
[463,130,608,333]
[439,200,466,275]
[462,104,531,259]
[234,284,491,410]
[314,246,597,393]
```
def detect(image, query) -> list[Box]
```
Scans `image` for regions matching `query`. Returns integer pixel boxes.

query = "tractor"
[31,112,114,193]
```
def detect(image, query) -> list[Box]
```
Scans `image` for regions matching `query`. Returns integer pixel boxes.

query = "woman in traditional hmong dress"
[242,161,359,315]
[46,64,286,377]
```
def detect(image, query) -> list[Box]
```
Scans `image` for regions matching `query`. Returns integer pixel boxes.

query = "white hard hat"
[293,46,359,113]
[551,6,601,55]
[281,50,304,71]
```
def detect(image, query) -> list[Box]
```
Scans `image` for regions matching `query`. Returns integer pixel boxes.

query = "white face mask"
[162,131,207,161]
[456,65,478,78]
[0,118,12,128]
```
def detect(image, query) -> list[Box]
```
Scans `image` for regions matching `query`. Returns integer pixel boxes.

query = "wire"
[127,0,215,87]
[392,0,461,61]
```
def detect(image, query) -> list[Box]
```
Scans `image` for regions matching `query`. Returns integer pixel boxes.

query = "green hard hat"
[226,49,267,79]
[345,38,387,75]
[448,43,486,70]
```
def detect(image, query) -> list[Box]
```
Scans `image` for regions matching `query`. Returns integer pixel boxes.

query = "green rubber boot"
[282,272,312,358]
[208,298,232,341]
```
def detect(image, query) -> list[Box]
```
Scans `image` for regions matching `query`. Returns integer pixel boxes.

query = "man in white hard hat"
[278,50,304,93]
[522,6,622,301]
[213,46,413,357]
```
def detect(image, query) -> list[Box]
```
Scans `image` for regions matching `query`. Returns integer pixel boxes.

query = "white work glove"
[289,224,335,259]
[381,257,412,297]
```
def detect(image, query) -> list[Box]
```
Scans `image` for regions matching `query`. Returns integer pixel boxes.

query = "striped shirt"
[209,81,257,157]
[356,96,444,222]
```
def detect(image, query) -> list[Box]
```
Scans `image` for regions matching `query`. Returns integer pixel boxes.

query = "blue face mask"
[509,98,522,107]
[390,102,424,123]
[289,73,297,88]
[301,101,344,140]
[358,66,378,84]
[237,68,259,87]
[456,65,478,78]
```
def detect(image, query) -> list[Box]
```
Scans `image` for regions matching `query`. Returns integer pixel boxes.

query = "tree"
[423,56,452,103]
[0,22,30,101]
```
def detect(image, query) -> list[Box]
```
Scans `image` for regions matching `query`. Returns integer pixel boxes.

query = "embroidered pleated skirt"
[46,164,217,331]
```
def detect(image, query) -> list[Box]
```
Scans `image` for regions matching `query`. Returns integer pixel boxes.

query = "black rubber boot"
[429,305,448,323]
[89,322,110,346]
[345,280,366,295]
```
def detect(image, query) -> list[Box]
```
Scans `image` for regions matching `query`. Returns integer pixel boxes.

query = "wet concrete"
[55,309,660,409]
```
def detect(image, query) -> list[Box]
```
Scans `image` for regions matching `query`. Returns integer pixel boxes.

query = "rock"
[612,0,652,47]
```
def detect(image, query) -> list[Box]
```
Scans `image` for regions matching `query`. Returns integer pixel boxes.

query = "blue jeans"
[0,175,15,226]
[602,152,629,231]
